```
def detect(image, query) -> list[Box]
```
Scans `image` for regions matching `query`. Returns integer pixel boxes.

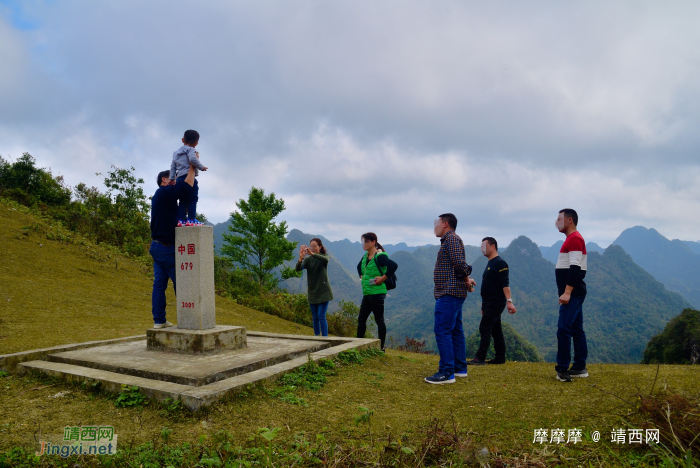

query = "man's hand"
[559,292,571,305]
[202,166,208,171]
[466,277,476,292]
[168,179,176,186]
[507,302,517,314]
[373,276,386,285]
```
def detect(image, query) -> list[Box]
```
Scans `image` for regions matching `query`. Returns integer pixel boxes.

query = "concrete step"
[20,360,191,403]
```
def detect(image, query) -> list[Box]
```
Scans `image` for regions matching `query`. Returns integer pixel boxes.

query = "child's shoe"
[185,219,194,226]
[177,220,183,227]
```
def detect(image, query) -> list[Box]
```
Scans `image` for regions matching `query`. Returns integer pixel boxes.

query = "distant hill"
[683,240,700,255]
[612,226,700,308]
[384,236,690,363]
[540,240,605,264]
[466,322,544,362]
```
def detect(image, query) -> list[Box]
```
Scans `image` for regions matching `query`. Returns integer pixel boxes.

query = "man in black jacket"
[468,237,517,365]
[149,162,196,329]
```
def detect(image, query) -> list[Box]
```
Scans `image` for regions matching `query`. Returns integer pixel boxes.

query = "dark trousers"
[176,176,199,222]
[357,294,386,348]
[434,294,467,375]
[476,301,507,361]
[149,241,176,324]
[556,295,588,372]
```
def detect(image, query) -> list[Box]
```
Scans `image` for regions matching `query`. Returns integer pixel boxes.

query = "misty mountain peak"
[504,236,543,259]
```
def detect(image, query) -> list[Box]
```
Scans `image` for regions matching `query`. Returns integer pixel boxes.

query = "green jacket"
[296,254,334,304]
[360,252,389,296]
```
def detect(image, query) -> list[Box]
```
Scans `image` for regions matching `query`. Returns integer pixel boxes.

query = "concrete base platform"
[47,335,327,386]
[147,325,247,355]
[10,331,380,411]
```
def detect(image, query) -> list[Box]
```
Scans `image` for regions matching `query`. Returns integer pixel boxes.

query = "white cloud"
[2,1,700,248]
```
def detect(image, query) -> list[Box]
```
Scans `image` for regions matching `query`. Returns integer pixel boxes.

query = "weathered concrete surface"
[20,360,192,403]
[175,226,215,330]
[46,336,329,386]
[180,338,380,411]
[147,325,247,354]
[18,334,381,411]
[0,335,146,373]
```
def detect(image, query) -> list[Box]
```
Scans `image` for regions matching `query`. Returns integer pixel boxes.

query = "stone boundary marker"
[3,332,379,411]
[3,227,381,411]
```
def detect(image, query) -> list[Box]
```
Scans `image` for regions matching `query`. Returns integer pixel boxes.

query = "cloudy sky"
[2,1,699,248]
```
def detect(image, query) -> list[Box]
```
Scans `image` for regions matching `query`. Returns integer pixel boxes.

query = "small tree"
[221,187,298,289]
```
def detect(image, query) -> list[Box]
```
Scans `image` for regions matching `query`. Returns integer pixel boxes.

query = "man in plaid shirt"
[425,213,475,384]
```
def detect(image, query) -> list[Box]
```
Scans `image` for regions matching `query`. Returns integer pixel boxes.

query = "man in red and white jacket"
[554,208,589,382]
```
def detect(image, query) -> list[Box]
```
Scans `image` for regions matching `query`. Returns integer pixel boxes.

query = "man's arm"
[446,235,470,278]
[504,287,516,313]
[499,262,515,312]
[174,163,197,200]
[560,240,584,305]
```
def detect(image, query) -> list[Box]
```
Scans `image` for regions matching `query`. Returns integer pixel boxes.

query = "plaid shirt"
[434,230,472,299]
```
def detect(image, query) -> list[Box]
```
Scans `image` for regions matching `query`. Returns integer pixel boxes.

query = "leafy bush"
[327,300,375,338]
[0,153,71,207]
[396,337,433,354]
[643,308,700,364]
[114,385,149,408]
[1,154,151,257]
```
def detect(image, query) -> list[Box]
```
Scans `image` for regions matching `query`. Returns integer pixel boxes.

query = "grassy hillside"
[0,199,313,354]
[2,199,700,465]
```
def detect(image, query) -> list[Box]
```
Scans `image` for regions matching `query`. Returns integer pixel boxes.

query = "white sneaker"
[153,321,174,329]
[455,372,468,378]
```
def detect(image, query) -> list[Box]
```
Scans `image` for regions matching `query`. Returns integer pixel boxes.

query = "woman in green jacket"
[357,232,398,351]
[295,237,334,336]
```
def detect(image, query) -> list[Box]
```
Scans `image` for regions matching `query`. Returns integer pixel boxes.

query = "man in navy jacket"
[149,162,195,328]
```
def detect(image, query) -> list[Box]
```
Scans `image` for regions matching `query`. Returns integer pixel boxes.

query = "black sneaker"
[486,359,506,365]
[467,358,487,366]
[556,370,572,382]
[569,368,589,378]
[424,372,456,384]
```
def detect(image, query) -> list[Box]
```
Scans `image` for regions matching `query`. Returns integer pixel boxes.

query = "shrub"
[0,153,71,207]
[643,308,700,364]
[327,300,375,338]
[396,337,433,354]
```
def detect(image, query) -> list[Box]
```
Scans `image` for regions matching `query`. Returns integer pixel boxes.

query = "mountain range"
[212,218,694,363]
[539,227,700,309]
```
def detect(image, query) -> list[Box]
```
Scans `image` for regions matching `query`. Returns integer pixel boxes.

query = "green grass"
[1,199,699,466]
[0,199,313,354]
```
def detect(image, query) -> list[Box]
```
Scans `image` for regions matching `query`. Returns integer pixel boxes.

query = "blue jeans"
[176,176,198,222]
[150,241,177,324]
[434,294,467,375]
[309,302,329,336]
[556,295,588,372]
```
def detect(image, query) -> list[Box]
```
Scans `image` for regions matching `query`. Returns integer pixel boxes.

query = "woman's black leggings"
[357,294,386,348]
